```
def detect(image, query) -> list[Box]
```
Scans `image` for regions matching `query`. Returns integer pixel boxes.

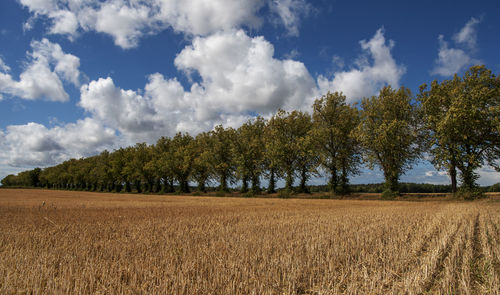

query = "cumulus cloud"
[317,28,406,102]
[80,76,174,143]
[0,38,80,101]
[1,118,116,168]
[431,17,481,77]
[175,30,316,116]
[77,29,316,144]
[269,0,312,36]
[19,0,313,48]
[48,9,79,36]
[19,0,267,49]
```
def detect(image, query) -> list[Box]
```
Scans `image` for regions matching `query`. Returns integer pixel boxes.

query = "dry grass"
[0,189,499,294]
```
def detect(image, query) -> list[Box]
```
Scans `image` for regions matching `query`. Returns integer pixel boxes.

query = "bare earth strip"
[0,189,499,294]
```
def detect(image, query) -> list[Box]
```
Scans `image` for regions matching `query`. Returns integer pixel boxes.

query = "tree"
[123,143,154,193]
[110,148,130,192]
[312,92,361,193]
[266,110,314,192]
[263,120,281,193]
[233,117,266,193]
[210,125,236,192]
[295,120,318,193]
[419,76,461,192]
[168,133,195,193]
[192,132,213,192]
[1,174,16,187]
[90,151,114,191]
[420,65,500,192]
[154,137,175,193]
[358,86,423,196]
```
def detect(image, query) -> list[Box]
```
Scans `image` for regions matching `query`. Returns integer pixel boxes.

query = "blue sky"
[0,0,499,185]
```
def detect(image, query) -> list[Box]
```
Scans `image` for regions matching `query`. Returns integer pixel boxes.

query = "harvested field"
[0,189,499,294]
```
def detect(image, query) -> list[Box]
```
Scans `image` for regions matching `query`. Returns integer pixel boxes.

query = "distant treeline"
[2,66,499,198]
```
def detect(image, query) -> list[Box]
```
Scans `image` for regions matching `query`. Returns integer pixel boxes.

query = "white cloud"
[1,118,116,168]
[77,30,316,144]
[31,38,81,85]
[18,0,312,49]
[0,38,80,101]
[317,28,406,102]
[19,0,267,49]
[453,17,481,50]
[158,0,264,36]
[269,0,312,36]
[80,76,173,143]
[175,30,316,116]
[431,35,477,77]
[431,18,481,77]
[48,9,79,36]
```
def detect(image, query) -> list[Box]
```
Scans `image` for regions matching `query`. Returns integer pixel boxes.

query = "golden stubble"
[0,189,499,294]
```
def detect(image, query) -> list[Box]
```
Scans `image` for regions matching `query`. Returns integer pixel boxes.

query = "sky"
[0,0,499,186]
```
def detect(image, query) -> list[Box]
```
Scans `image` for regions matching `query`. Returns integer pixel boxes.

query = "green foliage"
[381,189,399,199]
[209,125,236,192]
[278,189,292,199]
[191,132,213,192]
[167,133,195,193]
[242,191,256,198]
[232,117,266,193]
[358,86,424,193]
[420,65,500,191]
[266,109,316,192]
[215,191,226,197]
[312,91,361,193]
[488,183,500,192]
[455,188,485,200]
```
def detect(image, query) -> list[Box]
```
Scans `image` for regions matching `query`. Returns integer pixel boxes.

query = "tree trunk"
[298,166,308,193]
[328,166,338,193]
[145,180,152,193]
[251,174,260,193]
[180,179,190,193]
[449,165,457,193]
[168,179,174,193]
[267,168,276,193]
[219,172,228,192]
[197,180,206,193]
[339,161,349,194]
[135,180,142,193]
[459,165,477,191]
[285,169,294,191]
[240,175,249,193]
[155,179,161,193]
[384,171,399,193]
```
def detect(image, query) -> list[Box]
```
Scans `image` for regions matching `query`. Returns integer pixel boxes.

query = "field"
[1,189,499,294]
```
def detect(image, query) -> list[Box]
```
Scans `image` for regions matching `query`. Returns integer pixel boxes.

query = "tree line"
[2,66,499,198]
